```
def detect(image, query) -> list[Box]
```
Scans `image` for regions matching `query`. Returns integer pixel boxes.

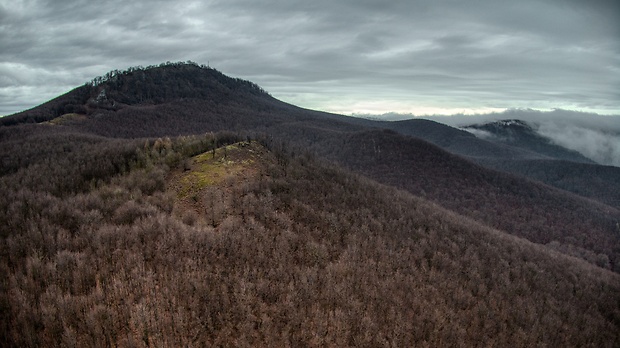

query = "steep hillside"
[476,158,620,208]
[352,118,620,210]
[273,124,620,271]
[1,136,618,346]
[0,87,93,126]
[377,118,550,161]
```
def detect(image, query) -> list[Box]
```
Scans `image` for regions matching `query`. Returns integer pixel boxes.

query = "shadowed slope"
[371,118,620,208]
[293,128,620,271]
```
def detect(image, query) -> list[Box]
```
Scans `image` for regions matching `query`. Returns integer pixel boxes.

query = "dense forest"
[364,118,620,209]
[1,130,619,346]
[2,62,620,346]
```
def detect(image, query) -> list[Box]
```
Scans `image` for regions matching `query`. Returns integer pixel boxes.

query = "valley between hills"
[1,62,619,346]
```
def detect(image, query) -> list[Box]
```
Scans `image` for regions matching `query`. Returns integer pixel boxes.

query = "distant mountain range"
[342,115,620,208]
[461,119,595,163]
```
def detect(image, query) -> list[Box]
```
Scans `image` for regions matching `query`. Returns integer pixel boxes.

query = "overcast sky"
[1,0,619,117]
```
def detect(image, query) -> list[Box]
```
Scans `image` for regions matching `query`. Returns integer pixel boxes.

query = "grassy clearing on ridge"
[167,141,272,220]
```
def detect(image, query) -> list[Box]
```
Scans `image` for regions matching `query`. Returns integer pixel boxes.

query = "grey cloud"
[461,128,495,140]
[1,0,619,116]
[536,121,620,166]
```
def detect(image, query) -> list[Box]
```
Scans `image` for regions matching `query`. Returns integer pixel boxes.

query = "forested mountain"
[462,119,595,163]
[1,62,619,346]
[359,118,620,209]
[368,118,552,161]
[474,158,620,208]
[0,62,270,126]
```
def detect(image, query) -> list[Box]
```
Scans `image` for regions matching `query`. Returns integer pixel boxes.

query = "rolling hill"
[356,118,620,209]
[462,119,595,163]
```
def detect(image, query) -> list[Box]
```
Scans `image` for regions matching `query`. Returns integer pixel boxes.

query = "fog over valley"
[431,109,620,167]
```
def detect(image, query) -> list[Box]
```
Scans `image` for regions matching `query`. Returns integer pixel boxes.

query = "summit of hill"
[1,62,271,126]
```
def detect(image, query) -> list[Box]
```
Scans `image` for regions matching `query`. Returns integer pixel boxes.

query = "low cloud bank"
[376,109,620,166]
[535,121,620,166]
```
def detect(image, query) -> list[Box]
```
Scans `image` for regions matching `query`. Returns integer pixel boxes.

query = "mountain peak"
[1,62,270,126]
[494,119,530,128]
[462,119,594,163]
[86,62,269,109]
[470,119,534,134]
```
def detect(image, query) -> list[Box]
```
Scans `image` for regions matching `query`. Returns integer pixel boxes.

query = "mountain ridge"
[462,119,595,164]
[2,62,619,271]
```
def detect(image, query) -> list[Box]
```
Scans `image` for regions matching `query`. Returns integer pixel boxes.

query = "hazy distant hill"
[458,119,620,208]
[462,119,595,163]
[375,118,551,160]
[475,158,620,208]
[353,117,620,209]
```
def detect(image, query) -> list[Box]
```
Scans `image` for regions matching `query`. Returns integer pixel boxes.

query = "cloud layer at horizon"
[1,0,619,116]
[424,109,620,166]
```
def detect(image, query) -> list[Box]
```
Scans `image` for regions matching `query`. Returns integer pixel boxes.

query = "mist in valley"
[413,109,620,166]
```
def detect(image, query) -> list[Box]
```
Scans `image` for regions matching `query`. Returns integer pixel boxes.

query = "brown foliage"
[1,140,619,347]
[301,129,620,272]
[2,64,620,345]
